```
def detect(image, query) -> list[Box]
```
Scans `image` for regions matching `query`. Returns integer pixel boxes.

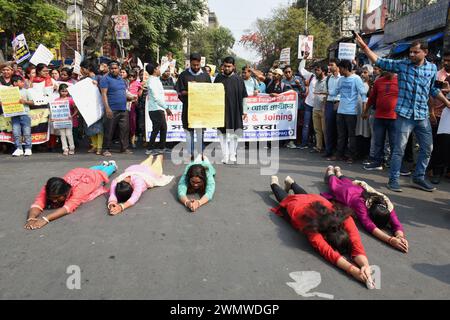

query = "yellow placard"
[0,87,25,117]
[188,83,225,128]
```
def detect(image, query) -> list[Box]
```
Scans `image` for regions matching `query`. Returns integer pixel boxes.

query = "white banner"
[67,78,104,127]
[280,48,291,63]
[145,91,298,142]
[29,44,54,66]
[338,43,357,61]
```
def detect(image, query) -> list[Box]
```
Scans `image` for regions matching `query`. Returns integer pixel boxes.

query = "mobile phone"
[435,80,444,89]
[351,30,357,39]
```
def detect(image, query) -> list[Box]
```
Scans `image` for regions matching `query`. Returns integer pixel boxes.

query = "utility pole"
[305,0,309,35]
[359,0,365,32]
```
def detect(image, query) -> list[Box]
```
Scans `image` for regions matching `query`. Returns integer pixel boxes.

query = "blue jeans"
[12,115,32,149]
[90,164,117,177]
[372,118,396,165]
[324,101,338,156]
[389,116,433,182]
[300,104,313,147]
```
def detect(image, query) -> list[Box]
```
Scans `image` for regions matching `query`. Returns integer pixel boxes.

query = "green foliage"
[122,0,207,64]
[0,0,66,51]
[190,26,235,66]
[241,6,334,70]
[295,0,344,36]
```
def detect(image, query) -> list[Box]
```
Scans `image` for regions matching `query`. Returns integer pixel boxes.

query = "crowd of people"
[1,37,449,288]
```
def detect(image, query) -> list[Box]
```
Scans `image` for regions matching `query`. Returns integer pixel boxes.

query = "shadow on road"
[412,263,450,285]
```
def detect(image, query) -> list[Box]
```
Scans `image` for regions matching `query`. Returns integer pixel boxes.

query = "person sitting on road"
[107,155,174,215]
[178,155,216,213]
[270,175,375,289]
[322,166,409,253]
[25,161,118,230]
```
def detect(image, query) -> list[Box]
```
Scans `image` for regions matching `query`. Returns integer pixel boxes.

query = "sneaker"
[362,159,372,166]
[222,154,229,164]
[229,154,237,162]
[364,162,383,171]
[108,160,118,171]
[400,169,412,176]
[24,149,32,156]
[286,141,298,149]
[284,176,295,192]
[102,161,109,167]
[430,175,442,185]
[299,145,309,150]
[387,180,403,192]
[145,149,156,155]
[12,148,24,157]
[411,178,436,192]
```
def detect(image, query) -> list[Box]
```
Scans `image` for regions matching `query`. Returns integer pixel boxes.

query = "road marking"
[286,271,334,299]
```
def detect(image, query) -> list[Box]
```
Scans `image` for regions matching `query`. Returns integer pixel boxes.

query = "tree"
[190,26,235,66]
[241,6,334,71]
[0,0,66,52]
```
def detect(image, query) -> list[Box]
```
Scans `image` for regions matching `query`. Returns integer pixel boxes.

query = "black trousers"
[336,114,357,158]
[148,110,167,150]
[271,182,308,203]
[433,134,450,175]
[103,110,130,151]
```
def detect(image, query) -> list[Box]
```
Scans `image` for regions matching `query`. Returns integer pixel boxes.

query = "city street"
[0,146,449,300]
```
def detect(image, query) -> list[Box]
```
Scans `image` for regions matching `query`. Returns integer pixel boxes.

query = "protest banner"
[11,34,31,64]
[112,15,130,40]
[67,78,103,127]
[29,44,54,66]
[0,87,26,117]
[280,48,291,65]
[188,83,225,128]
[338,43,357,61]
[145,90,185,142]
[298,35,314,59]
[50,100,72,130]
[0,108,50,144]
[73,51,82,75]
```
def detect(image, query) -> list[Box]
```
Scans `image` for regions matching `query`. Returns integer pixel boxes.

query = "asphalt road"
[0,144,449,300]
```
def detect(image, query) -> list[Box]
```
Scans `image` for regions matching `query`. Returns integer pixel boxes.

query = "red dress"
[272,194,366,265]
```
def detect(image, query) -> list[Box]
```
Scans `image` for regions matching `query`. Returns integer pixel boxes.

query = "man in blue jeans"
[356,34,450,192]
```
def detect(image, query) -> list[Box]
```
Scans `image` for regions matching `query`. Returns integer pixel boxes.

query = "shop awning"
[391,32,445,55]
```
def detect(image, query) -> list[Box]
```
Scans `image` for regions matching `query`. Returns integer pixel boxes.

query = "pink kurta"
[31,168,110,213]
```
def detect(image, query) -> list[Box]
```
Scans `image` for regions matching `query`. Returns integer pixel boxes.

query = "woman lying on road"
[178,155,216,213]
[323,166,408,253]
[25,161,118,230]
[270,175,375,289]
[107,155,174,215]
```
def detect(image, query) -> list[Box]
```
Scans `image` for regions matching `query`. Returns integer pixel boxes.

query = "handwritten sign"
[0,87,26,117]
[338,43,357,61]
[188,83,225,128]
[50,100,72,129]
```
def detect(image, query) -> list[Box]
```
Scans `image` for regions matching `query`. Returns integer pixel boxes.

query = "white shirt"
[438,107,450,134]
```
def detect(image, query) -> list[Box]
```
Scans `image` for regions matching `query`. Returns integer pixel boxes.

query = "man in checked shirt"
[355,33,450,192]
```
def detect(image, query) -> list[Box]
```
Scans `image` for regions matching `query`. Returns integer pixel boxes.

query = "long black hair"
[116,181,134,203]
[45,177,72,209]
[301,202,353,254]
[186,164,207,196]
[363,191,391,228]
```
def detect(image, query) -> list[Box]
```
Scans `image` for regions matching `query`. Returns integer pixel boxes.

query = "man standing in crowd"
[282,65,307,149]
[363,71,398,171]
[100,61,136,156]
[214,56,248,164]
[328,59,367,164]
[0,63,14,86]
[311,64,328,153]
[324,59,341,158]
[241,66,259,97]
[160,67,175,90]
[356,33,450,192]
[175,53,212,159]
[145,63,173,155]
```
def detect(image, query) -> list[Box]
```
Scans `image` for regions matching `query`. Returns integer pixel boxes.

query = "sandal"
[96,149,102,155]
[88,146,96,153]
[63,150,69,156]
[103,151,112,157]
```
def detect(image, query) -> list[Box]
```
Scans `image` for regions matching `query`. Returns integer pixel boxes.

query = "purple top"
[323,176,403,233]
[109,164,158,205]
